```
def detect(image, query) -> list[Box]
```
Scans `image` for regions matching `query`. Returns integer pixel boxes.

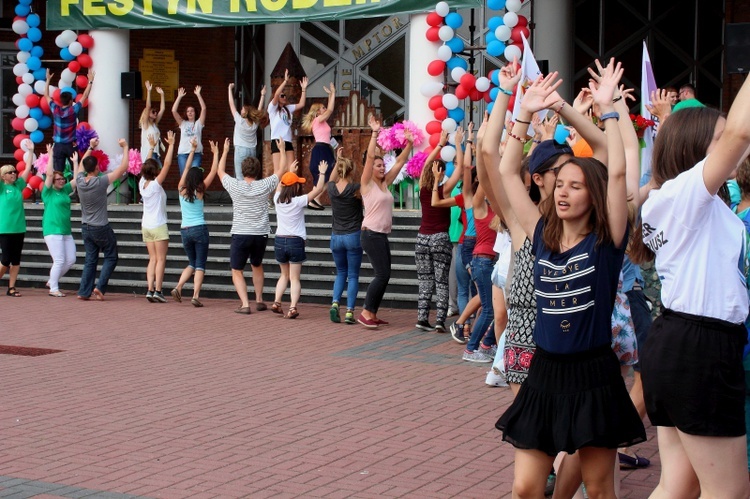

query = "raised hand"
[540,114,559,141]
[166,130,176,145]
[194,85,202,95]
[300,77,309,90]
[117,138,127,148]
[276,138,286,152]
[46,68,53,82]
[520,72,564,114]
[403,129,414,143]
[573,88,594,115]
[589,58,623,112]
[224,138,231,152]
[499,58,522,92]
[209,140,218,155]
[319,160,328,175]
[289,159,299,173]
[646,89,672,119]
[147,134,156,148]
[145,80,153,92]
[284,69,290,82]
[260,85,267,96]
[228,82,235,92]
[369,115,381,133]
[455,127,464,145]
[177,87,186,98]
[190,137,198,151]
[46,143,54,155]
[156,86,164,95]
[90,138,100,149]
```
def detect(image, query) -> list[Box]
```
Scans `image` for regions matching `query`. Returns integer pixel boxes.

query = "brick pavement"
[0,289,660,498]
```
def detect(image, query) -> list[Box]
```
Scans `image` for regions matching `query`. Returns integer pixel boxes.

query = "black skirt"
[496,343,646,456]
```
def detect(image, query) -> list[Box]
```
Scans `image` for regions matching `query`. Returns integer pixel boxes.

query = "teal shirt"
[42,183,73,236]
[0,178,27,234]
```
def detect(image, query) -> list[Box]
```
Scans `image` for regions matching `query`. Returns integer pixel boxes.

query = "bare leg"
[512,448,556,499]
[289,263,302,308]
[251,264,265,303]
[154,239,169,291]
[492,286,508,343]
[553,452,583,499]
[0,264,8,281]
[193,270,204,298]
[649,426,700,499]
[274,263,290,304]
[578,447,617,499]
[145,241,156,290]
[176,266,195,293]
[8,264,20,289]
[231,269,249,308]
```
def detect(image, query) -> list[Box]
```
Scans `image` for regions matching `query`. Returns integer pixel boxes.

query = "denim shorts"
[181,224,209,271]
[274,236,306,264]
[230,234,268,269]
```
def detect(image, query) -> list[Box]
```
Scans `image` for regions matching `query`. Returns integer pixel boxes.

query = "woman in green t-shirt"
[0,148,34,297]
[41,144,79,297]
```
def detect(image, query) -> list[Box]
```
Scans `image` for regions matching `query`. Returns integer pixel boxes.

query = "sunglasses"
[279,94,286,98]
[5,170,17,175]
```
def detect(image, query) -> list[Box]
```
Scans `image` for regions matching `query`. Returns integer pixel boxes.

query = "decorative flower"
[377,127,399,152]
[383,153,407,185]
[112,149,142,175]
[405,151,429,179]
[34,153,50,176]
[90,149,109,171]
[397,120,425,148]
[76,126,99,154]
[629,113,655,132]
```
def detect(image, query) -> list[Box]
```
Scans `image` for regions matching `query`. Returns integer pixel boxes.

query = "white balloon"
[68,41,83,57]
[18,83,33,96]
[438,26,454,42]
[440,145,457,162]
[442,93,459,110]
[15,105,30,119]
[12,93,25,106]
[21,139,33,152]
[12,20,29,35]
[61,30,78,45]
[448,131,457,144]
[21,72,34,85]
[24,117,38,132]
[437,45,453,62]
[475,77,491,92]
[435,1,450,17]
[420,81,444,98]
[55,35,67,49]
[495,25,512,42]
[441,118,457,133]
[506,0,522,13]
[58,79,73,90]
[450,67,466,83]
[13,63,28,77]
[504,44,522,62]
[33,81,46,94]
[61,68,75,81]
[504,12,519,28]
[16,51,30,64]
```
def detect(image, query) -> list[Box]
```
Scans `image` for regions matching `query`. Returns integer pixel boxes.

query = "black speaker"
[121,71,142,99]
[537,59,550,75]
[726,23,750,74]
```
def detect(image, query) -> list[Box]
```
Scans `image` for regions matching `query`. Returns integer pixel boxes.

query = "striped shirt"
[50,102,82,144]
[221,174,279,235]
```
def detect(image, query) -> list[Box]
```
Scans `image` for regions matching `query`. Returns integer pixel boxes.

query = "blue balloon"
[38,116,52,130]
[445,37,464,54]
[485,31,497,44]
[61,87,78,98]
[487,0,506,10]
[487,102,495,115]
[14,4,30,16]
[446,56,468,71]
[445,161,455,177]
[18,38,33,52]
[29,107,43,120]
[60,47,74,61]
[27,27,42,43]
[448,107,465,123]
[487,40,506,58]
[30,130,44,144]
[490,87,500,101]
[30,45,43,58]
[490,69,501,86]
[445,12,463,30]
[488,16,505,31]
[33,69,46,81]
[26,56,41,71]
[27,13,40,27]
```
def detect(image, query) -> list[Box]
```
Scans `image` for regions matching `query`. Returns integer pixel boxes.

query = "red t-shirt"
[418,186,451,235]
[473,204,496,256]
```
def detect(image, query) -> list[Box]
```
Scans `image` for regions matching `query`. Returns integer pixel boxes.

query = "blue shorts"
[274,236,306,264]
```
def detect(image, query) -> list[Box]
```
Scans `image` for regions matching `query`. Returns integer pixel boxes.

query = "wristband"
[612,95,622,103]
[532,139,542,144]
[498,87,513,96]
[515,118,531,125]
[600,112,620,122]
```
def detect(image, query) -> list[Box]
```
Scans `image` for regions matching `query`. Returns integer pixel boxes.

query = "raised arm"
[703,71,750,195]
[106,139,130,184]
[194,86,207,125]
[204,138,225,189]
[273,139,289,178]
[296,77,308,111]
[307,160,328,201]
[79,69,95,105]
[442,127,464,194]
[272,69,290,106]
[154,86,166,123]
[142,80,153,128]
[384,130,414,186]
[613,85,642,207]
[318,83,336,122]
[178,136,195,191]
[171,87,186,125]
[430,162,457,208]
[422,131,448,184]
[257,85,267,110]
[645,89,672,124]
[44,144,55,189]
[70,150,79,190]
[155,131,176,184]
[20,144,34,183]
[227,83,239,116]
[360,116,380,192]
[557,85,607,164]
[43,69,53,106]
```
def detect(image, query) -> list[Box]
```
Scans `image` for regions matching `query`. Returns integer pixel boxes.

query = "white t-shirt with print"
[268,102,296,142]
[642,158,749,324]
[273,193,308,239]
[139,177,168,229]
[233,111,258,149]
[178,120,204,154]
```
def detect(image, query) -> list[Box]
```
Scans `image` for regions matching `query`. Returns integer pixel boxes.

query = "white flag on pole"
[640,40,658,182]
[513,34,544,136]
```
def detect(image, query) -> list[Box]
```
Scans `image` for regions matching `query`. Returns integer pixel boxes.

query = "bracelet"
[515,118,531,125]
[532,139,542,144]
[507,130,528,144]
[498,87,513,96]
[555,101,565,113]
[600,111,620,122]
[612,95,622,103]
[432,189,439,192]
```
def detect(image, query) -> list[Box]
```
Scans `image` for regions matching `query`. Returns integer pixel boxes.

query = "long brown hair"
[420,159,445,189]
[539,157,612,253]
[242,105,266,126]
[277,183,302,204]
[630,107,722,263]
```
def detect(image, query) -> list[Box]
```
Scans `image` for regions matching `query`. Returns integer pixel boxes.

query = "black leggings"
[0,233,25,266]
[361,229,391,313]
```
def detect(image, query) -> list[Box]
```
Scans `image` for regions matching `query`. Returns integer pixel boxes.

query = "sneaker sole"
[358,319,378,329]
[146,296,155,303]
[463,356,493,363]
[415,324,435,331]
[330,307,341,323]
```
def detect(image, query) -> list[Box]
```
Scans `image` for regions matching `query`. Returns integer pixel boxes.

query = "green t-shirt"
[0,178,27,234]
[448,185,463,243]
[42,183,73,236]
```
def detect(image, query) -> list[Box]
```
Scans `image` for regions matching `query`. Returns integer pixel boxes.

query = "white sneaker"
[447,308,458,317]
[462,350,493,363]
[485,368,508,387]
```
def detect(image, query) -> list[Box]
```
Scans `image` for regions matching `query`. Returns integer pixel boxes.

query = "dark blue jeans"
[181,224,209,272]
[467,256,496,351]
[78,223,118,298]
[361,229,391,314]
[330,231,363,310]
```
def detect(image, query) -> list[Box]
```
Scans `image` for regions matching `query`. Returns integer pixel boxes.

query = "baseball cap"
[281,172,306,186]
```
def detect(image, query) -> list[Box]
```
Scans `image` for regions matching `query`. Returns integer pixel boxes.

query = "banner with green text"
[47,0,484,30]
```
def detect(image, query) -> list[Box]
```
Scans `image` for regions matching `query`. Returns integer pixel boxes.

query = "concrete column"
[87,29,130,161]
[532,0,573,100]
[407,13,439,152]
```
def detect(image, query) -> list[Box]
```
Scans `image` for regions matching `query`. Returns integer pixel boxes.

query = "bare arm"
[296,77,308,111]
[204,138,225,189]
[70,150,79,190]
[307,160,328,201]
[142,80,153,128]
[20,145,34,183]
[44,144,55,189]
[384,130,413,186]
[430,162,457,207]
[43,69,53,106]
[272,69,290,106]
[273,139,288,178]
[171,87,186,125]
[216,138,228,181]
[227,83,239,116]
[178,137,194,191]
[79,69,95,105]
[257,85,267,110]
[558,95,607,164]
[318,83,336,122]
[614,86,642,207]
[442,127,464,194]
[106,139,130,184]
[360,117,380,193]
[194,86,207,125]
[420,131,448,188]
[155,86,166,123]
[155,131,176,185]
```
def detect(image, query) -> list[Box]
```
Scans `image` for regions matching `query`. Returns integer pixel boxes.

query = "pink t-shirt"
[362,185,394,234]
[312,118,331,143]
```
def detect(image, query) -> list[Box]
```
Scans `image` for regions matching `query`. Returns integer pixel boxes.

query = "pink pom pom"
[127,148,142,175]
[406,151,429,179]
[377,127,397,152]
[401,120,426,148]
[34,153,50,176]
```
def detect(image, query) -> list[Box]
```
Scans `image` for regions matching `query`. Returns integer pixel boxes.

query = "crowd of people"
[1,57,750,497]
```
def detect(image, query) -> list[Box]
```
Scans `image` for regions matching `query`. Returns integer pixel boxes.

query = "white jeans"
[44,234,76,292]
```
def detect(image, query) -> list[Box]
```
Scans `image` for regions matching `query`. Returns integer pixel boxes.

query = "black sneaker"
[415,320,435,331]
[152,290,167,303]
[450,323,467,344]
[434,321,447,333]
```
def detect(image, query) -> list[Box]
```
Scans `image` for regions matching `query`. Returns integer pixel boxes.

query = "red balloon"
[75,94,89,107]
[426,12,444,27]
[16,76,23,85]
[510,26,530,44]
[39,98,50,114]
[424,146,434,156]
[75,75,88,88]
[455,85,469,100]
[434,107,448,120]
[426,26,440,42]
[13,134,29,149]
[52,88,62,105]
[427,60,446,77]
[469,88,483,101]
[425,120,442,135]
[484,90,493,103]
[28,175,42,190]
[16,161,26,171]
[22,187,32,200]
[78,33,94,49]
[508,94,516,110]
[13,149,24,161]
[25,94,40,108]
[77,121,90,129]
[11,118,25,132]
[429,133,441,148]
[68,61,81,73]
[77,53,93,68]
[460,73,477,90]
[516,15,528,28]
[428,95,444,111]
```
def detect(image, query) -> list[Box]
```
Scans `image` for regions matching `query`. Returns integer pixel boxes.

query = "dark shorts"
[626,288,653,372]
[0,233,25,266]
[270,140,294,154]
[230,234,268,269]
[274,236,306,264]
[641,309,747,437]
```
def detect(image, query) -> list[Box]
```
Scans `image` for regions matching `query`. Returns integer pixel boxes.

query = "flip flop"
[49,291,66,297]
[618,452,650,469]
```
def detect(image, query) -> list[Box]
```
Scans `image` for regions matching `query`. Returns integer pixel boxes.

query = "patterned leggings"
[415,232,452,323]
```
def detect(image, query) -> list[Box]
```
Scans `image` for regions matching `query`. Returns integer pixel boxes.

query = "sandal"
[271,302,283,315]
[285,306,299,319]
[191,298,203,308]
[49,291,66,298]
[6,287,21,297]
[171,288,182,303]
